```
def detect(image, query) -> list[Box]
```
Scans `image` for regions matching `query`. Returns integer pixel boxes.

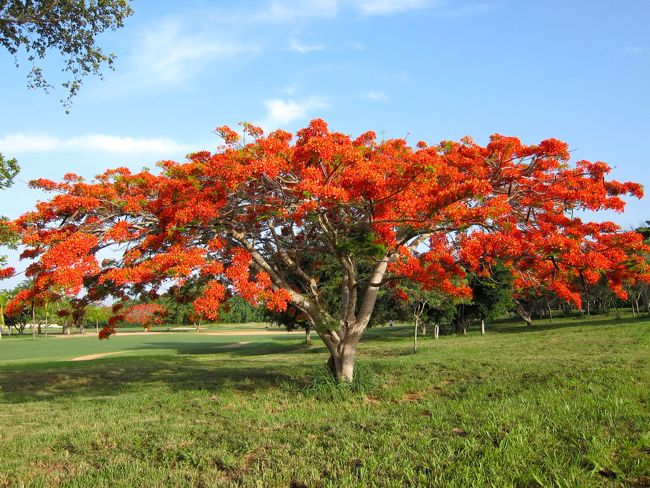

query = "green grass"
[0,315,648,487]
[0,323,293,364]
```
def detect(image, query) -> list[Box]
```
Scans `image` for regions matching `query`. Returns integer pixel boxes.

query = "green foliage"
[0,154,20,269]
[470,263,515,322]
[367,287,411,326]
[0,154,19,189]
[0,0,133,110]
[336,227,386,260]
[636,220,650,242]
[85,305,112,327]
[218,296,265,324]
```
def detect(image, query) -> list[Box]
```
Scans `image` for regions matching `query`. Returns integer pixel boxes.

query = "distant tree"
[85,304,112,331]
[0,0,133,110]
[119,303,166,331]
[0,155,19,280]
[0,289,10,338]
[636,221,650,241]
[4,282,33,335]
[0,154,19,189]
[467,263,514,334]
[219,296,265,324]
[630,221,650,316]
[265,303,314,343]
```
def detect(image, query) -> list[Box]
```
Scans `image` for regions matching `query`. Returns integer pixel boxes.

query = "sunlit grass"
[0,315,648,486]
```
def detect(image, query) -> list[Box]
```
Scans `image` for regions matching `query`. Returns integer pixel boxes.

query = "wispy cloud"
[351,0,431,16]
[345,41,365,51]
[365,90,389,101]
[0,134,189,155]
[258,0,339,22]
[622,45,646,55]
[290,38,326,53]
[439,1,504,17]
[107,20,259,94]
[251,0,435,21]
[258,97,329,130]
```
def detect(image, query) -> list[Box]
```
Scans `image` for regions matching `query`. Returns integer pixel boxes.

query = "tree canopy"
[1,0,133,109]
[0,154,20,277]
[7,119,649,381]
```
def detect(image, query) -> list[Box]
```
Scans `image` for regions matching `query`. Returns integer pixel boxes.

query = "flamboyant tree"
[9,120,649,381]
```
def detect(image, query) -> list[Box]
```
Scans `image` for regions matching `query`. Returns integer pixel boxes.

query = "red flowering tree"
[10,120,649,381]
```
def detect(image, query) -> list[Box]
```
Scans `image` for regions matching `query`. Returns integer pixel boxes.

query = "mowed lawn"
[0,317,648,487]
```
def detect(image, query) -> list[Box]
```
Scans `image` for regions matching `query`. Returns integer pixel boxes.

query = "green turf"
[0,315,648,487]
[0,325,297,364]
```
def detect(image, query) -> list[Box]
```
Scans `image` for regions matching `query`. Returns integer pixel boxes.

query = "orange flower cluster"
[6,119,648,332]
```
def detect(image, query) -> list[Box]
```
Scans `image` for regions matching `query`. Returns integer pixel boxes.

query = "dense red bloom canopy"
[8,120,649,343]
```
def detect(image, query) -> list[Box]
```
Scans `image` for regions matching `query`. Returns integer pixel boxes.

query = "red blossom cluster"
[5,119,648,343]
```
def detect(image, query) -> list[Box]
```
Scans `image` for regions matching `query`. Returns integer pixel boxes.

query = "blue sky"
[1,0,649,286]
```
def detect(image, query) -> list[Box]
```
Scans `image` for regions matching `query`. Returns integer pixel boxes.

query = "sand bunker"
[69,351,127,361]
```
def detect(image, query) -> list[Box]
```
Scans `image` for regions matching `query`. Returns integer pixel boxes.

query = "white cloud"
[260,0,339,22]
[0,134,60,152]
[365,90,389,101]
[258,97,329,130]
[290,38,326,53]
[109,20,259,93]
[622,45,646,55]
[252,0,434,21]
[0,134,189,155]
[346,41,365,51]
[351,0,430,15]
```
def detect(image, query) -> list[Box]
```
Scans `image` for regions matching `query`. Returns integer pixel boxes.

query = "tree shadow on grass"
[127,338,317,358]
[0,343,322,405]
[490,315,648,334]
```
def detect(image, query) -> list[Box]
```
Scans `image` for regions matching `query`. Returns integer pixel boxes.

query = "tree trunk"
[327,346,357,383]
[547,302,553,322]
[514,302,533,327]
[79,324,85,335]
[434,323,439,339]
[305,324,312,344]
[413,317,419,353]
[324,331,361,383]
[480,319,485,336]
[420,323,427,336]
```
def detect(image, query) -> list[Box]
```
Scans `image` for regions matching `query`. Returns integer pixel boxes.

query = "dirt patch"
[402,392,423,403]
[363,395,382,405]
[69,351,128,361]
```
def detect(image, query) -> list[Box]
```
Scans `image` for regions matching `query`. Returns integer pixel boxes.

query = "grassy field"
[0,316,648,487]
